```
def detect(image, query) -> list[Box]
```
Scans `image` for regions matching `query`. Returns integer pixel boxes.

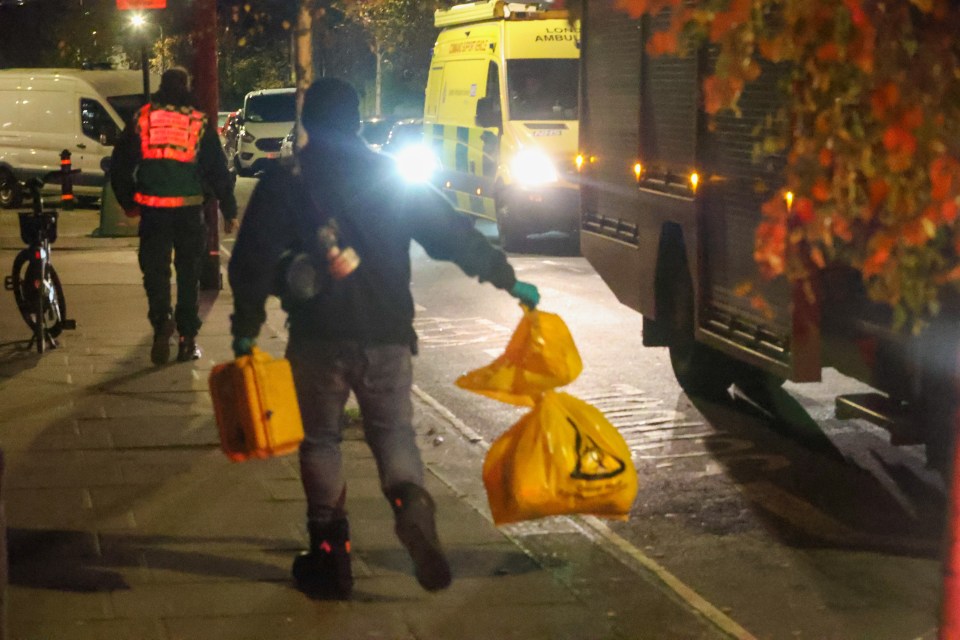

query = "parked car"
[359,117,396,152]
[232,88,296,176]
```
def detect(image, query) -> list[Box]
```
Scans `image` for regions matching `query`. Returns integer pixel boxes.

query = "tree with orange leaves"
[570,0,960,331]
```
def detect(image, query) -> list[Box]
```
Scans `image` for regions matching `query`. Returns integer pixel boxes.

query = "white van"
[424,1,580,251]
[232,87,296,176]
[0,68,155,208]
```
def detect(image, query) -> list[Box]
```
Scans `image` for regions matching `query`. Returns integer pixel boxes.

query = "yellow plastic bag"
[482,390,638,525]
[455,309,583,406]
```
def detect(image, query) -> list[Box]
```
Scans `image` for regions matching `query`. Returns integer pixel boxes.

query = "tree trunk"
[294,0,315,155]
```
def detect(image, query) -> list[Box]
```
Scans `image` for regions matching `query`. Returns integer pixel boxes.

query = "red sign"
[116,0,167,9]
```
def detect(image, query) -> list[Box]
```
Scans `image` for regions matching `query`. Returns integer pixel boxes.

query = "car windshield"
[245,93,296,123]
[107,94,149,126]
[361,120,394,146]
[506,59,579,121]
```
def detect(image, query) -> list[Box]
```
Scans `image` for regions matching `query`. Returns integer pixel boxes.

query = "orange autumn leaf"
[941,200,958,224]
[843,0,868,26]
[794,197,815,223]
[863,245,892,276]
[868,178,889,209]
[812,178,831,202]
[757,35,787,61]
[870,82,900,119]
[818,147,833,167]
[815,41,841,62]
[702,74,744,114]
[647,29,679,55]
[709,0,751,42]
[929,156,957,201]
[900,106,924,130]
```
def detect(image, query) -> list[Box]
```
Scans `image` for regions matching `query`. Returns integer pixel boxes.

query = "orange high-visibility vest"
[133,104,207,208]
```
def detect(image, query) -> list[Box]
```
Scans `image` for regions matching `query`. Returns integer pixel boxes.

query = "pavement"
[0,206,728,640]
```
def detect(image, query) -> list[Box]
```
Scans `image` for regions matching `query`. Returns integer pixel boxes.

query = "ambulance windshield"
[507,59,578,121]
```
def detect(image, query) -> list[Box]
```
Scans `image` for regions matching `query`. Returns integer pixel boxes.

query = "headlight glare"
[511,149,558,186]
[395,144,438,183]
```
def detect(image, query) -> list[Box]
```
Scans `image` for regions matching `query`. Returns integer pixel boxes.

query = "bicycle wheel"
[10,251,67,346]
[10,248,39,331]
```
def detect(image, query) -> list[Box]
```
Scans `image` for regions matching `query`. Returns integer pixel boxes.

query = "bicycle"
[4,178,76,353]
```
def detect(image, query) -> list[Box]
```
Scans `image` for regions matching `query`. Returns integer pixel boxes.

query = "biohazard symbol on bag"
[457,309,638,526]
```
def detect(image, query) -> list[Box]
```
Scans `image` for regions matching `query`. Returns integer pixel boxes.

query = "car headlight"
[511,148,558,186]
[240,130,255,143]
[395,144,438,183]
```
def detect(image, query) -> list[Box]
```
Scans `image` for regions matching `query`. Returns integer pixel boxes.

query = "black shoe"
[292,518,353,600]
[150,318,175,366]
[176,336,201,362]
[387,482,452,591]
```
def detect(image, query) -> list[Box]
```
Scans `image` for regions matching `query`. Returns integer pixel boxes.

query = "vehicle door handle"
[76,143,86,150]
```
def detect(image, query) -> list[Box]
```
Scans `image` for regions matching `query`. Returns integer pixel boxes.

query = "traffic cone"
[93,178,138,237]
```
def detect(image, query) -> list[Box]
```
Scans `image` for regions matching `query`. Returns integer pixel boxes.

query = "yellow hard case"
[208,347,304,462]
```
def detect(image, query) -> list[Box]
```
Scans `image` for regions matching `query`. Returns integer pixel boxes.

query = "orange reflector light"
[690,172,700,192]
[633,162,643,181]
[575,154,584,171]
[785,191,794,210]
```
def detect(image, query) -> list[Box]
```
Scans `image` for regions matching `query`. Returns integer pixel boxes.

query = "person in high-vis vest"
[111,67,238,365]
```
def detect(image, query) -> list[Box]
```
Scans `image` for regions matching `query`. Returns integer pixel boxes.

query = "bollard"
[59,149,75,210]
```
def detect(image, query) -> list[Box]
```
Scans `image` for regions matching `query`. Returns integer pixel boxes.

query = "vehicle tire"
[496,195,527,253]
[917,318,959,477]
[0,169,22,209]
[664,253,737,400]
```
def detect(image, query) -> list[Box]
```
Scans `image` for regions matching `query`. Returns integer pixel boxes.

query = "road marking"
[412,382,758,640]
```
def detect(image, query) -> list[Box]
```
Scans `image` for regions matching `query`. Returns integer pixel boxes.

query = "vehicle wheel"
[665,253,737,399]
[496,195,527,253]
[0,168,23,209]
[917,318,959,477]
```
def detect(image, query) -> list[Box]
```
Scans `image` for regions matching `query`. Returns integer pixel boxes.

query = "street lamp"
[129,13,164,101]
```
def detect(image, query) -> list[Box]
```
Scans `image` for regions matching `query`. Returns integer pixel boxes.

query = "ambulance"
[423,1,580,251]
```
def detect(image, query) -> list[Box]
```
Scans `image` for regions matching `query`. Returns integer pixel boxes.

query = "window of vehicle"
[244,93,296,123]
[506,59,579,121]
[80,98,118,142]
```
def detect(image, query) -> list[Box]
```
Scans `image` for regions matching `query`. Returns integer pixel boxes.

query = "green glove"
[232,336,256,358]
[509,280,540,309]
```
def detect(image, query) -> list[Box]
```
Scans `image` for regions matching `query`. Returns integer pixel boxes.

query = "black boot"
[176,335,201,362]
[386,482,452,591]
[150,318,175,365]
[291,518,353,600]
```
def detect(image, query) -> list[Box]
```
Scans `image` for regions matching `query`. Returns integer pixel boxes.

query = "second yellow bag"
[482,390,638,525]
[455,309,583,406]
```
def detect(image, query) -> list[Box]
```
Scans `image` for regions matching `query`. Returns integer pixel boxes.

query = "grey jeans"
[286,339,424,524]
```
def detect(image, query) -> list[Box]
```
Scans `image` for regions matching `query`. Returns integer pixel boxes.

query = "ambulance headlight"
[512,149,558,186]
[395,144,438,184]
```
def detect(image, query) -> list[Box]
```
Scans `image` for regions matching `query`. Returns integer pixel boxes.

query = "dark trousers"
[138,206,205,337]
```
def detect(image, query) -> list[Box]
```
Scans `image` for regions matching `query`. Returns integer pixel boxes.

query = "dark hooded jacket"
[228,129,517,350]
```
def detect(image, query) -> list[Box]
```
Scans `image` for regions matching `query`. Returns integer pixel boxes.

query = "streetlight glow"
[130,13,146,28]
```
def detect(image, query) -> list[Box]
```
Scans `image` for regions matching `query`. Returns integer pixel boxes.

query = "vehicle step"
[835,393,922,445]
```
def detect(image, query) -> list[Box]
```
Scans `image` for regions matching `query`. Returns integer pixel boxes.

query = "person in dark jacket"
[228,78,539,600]
[111,67,238,365]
